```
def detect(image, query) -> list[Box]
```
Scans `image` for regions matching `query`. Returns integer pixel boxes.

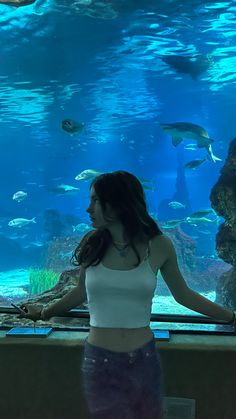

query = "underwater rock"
[45,235,83,273]
[0,266,89,328]
[214,267,236,309]
[0,236,23,270]
[210,137,236,265]
[20,267,83,305]
[165,228,196,276]
[158,150,191,220]
[43,209,83,240]
[43,209,65,240]
[210,137,236,307]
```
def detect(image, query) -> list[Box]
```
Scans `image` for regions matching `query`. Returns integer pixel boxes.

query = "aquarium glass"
[0,0,235,331]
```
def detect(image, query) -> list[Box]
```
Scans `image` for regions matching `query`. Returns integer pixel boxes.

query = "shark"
[159,122,222,163]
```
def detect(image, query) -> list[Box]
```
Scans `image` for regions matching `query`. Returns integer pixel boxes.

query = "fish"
[29,241,44,247]
[184,144,198,151]
[161,54,213,80]
[142,184,155,192]
[12,191,28,202]
[190,209,215,218]
[61,119,85,135]
[72,223,91,233]
[159,122,222,163]
[8,217,36,227]
[197,229,211,235]
[184,157,208,170]
[168,201,186,209]
[75,169,103,181]
[137,177,155,191]
[161,219,184,229]
[50,184,80,194]
[185,216,217,225]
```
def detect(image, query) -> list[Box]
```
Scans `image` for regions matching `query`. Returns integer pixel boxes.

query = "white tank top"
[85,240,157,328]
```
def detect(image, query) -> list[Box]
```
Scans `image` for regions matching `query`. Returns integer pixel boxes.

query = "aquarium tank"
[0,0,235,333]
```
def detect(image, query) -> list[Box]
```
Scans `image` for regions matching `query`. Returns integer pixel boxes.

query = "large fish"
[49,184,80,195]
[159,122,222,163]
[161,55,213,80]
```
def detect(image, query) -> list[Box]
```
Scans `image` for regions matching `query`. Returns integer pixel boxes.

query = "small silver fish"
[12,191,28,202]
[168,201,186,209]
[75,169,103,181]
[161,219,184,229]
[8,217,36,227]
[72,223,91,233]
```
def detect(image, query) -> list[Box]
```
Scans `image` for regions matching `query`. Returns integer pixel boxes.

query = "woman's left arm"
[158,235,234,324]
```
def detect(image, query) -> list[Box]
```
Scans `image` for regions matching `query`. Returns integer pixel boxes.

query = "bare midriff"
[87,325,154,352]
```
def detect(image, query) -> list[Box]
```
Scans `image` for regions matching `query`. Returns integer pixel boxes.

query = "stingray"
[61,119,85,135]
[161,54,213,80]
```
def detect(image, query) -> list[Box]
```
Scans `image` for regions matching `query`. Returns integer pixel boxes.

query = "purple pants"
[81,336,164,419]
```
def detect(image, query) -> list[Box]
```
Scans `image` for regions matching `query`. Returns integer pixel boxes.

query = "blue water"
[0,1,234,319]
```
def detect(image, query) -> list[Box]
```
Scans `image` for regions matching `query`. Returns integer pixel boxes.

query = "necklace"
[112,241,130,257]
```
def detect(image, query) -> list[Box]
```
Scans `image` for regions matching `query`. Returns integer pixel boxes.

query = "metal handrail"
[0,306,231,326]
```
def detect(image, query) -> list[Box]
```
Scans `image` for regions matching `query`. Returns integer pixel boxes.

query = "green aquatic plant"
[29,268,58,295]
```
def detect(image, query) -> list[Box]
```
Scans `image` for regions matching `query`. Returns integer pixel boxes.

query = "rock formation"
[158,148,191,220]
[210,138,236,308]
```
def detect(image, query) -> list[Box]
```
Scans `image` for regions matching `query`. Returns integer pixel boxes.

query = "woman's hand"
[18,303,43,321]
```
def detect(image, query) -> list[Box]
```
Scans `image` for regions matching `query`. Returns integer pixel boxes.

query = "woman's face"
[86,186,115,228]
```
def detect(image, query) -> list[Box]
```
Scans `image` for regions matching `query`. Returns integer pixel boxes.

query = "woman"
[20,170,236,419]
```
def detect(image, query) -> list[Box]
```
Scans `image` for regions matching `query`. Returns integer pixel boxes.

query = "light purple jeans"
[81,335,164,419]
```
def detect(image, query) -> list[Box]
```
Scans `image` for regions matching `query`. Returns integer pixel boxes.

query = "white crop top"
[85,240,157,328]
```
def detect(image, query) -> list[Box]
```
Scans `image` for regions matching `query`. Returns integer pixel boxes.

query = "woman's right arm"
[20,265,87,322]
[41,265,87,320]
[21,230,95,321]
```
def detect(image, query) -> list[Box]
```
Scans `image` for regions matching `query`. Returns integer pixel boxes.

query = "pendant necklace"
[112,240,130,258]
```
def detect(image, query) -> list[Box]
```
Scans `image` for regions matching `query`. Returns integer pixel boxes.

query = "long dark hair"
[71,170,162,268]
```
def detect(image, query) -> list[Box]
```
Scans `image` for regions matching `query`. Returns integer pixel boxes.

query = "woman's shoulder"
[149,234,175,269]
[150,233,174,252]
[151,233,171,243]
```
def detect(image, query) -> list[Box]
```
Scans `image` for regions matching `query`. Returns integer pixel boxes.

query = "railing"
[0,306,235,335]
